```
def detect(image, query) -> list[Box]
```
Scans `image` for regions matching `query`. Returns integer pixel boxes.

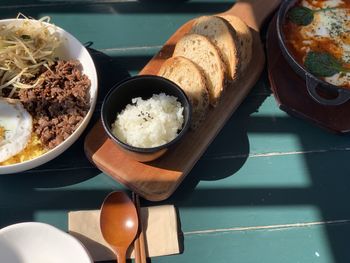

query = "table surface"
[1,1,350,263]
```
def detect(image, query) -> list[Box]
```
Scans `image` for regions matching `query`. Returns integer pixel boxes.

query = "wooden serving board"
[85,0,281,201]
[267,16,350,133]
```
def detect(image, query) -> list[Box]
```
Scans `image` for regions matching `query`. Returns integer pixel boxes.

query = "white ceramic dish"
[0,19,98,174]
[0,222,93,263]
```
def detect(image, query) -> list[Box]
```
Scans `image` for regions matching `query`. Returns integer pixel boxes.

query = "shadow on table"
[1,2,349,262]
[170,116,350,263]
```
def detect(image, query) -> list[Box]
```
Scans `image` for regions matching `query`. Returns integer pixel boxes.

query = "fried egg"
[0,98,32,163]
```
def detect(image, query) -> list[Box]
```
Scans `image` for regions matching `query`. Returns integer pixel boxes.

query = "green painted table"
[1,1,350,262]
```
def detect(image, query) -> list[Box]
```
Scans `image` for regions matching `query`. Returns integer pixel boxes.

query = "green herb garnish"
[288,6,337,26]
[288,7,314,26]
[304,51,350,77]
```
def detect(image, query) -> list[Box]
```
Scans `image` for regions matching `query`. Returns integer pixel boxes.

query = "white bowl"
[0,222,93,263]
[0,19,98,174]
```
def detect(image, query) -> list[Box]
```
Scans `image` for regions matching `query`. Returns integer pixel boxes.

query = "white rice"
[112,93,184,148]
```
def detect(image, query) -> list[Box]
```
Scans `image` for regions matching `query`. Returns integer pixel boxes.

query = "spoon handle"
[133,193,147,263]
[116,250,126,263]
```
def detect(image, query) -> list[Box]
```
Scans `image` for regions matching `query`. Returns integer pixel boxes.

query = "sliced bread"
[190,15,241,81]
[173,33,226,106]
[158,56,209,130]
[218,14,252,72]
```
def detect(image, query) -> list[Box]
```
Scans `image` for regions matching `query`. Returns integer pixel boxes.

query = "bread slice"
[218,14,252,72]
[190,15,241,81]
[173,33,226,106]
[158,56,210,130]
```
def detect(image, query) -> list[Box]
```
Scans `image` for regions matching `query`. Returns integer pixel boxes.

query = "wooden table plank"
[159,223,350,263]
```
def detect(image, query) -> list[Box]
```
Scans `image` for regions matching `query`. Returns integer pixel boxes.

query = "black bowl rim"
[101,74,192,153]
[276,0,350,95]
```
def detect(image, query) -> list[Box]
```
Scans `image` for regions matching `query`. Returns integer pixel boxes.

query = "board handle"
[221,0,281,31]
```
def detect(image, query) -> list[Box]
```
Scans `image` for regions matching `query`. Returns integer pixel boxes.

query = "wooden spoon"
[100,191,138,263]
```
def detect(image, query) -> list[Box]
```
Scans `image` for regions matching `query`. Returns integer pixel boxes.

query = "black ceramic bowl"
[277,0,350,106]
[101,75,192,162]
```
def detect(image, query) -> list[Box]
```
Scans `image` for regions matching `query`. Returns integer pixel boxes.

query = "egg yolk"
[0,133,47,166]
[0,126,4,142]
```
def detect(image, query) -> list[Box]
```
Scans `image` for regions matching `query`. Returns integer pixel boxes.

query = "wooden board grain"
[85,0,281,201]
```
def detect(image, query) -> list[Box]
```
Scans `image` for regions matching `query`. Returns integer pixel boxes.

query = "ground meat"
[19,60,91,149]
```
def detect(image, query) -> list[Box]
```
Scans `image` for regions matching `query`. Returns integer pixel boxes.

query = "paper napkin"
[68,205,180,262]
